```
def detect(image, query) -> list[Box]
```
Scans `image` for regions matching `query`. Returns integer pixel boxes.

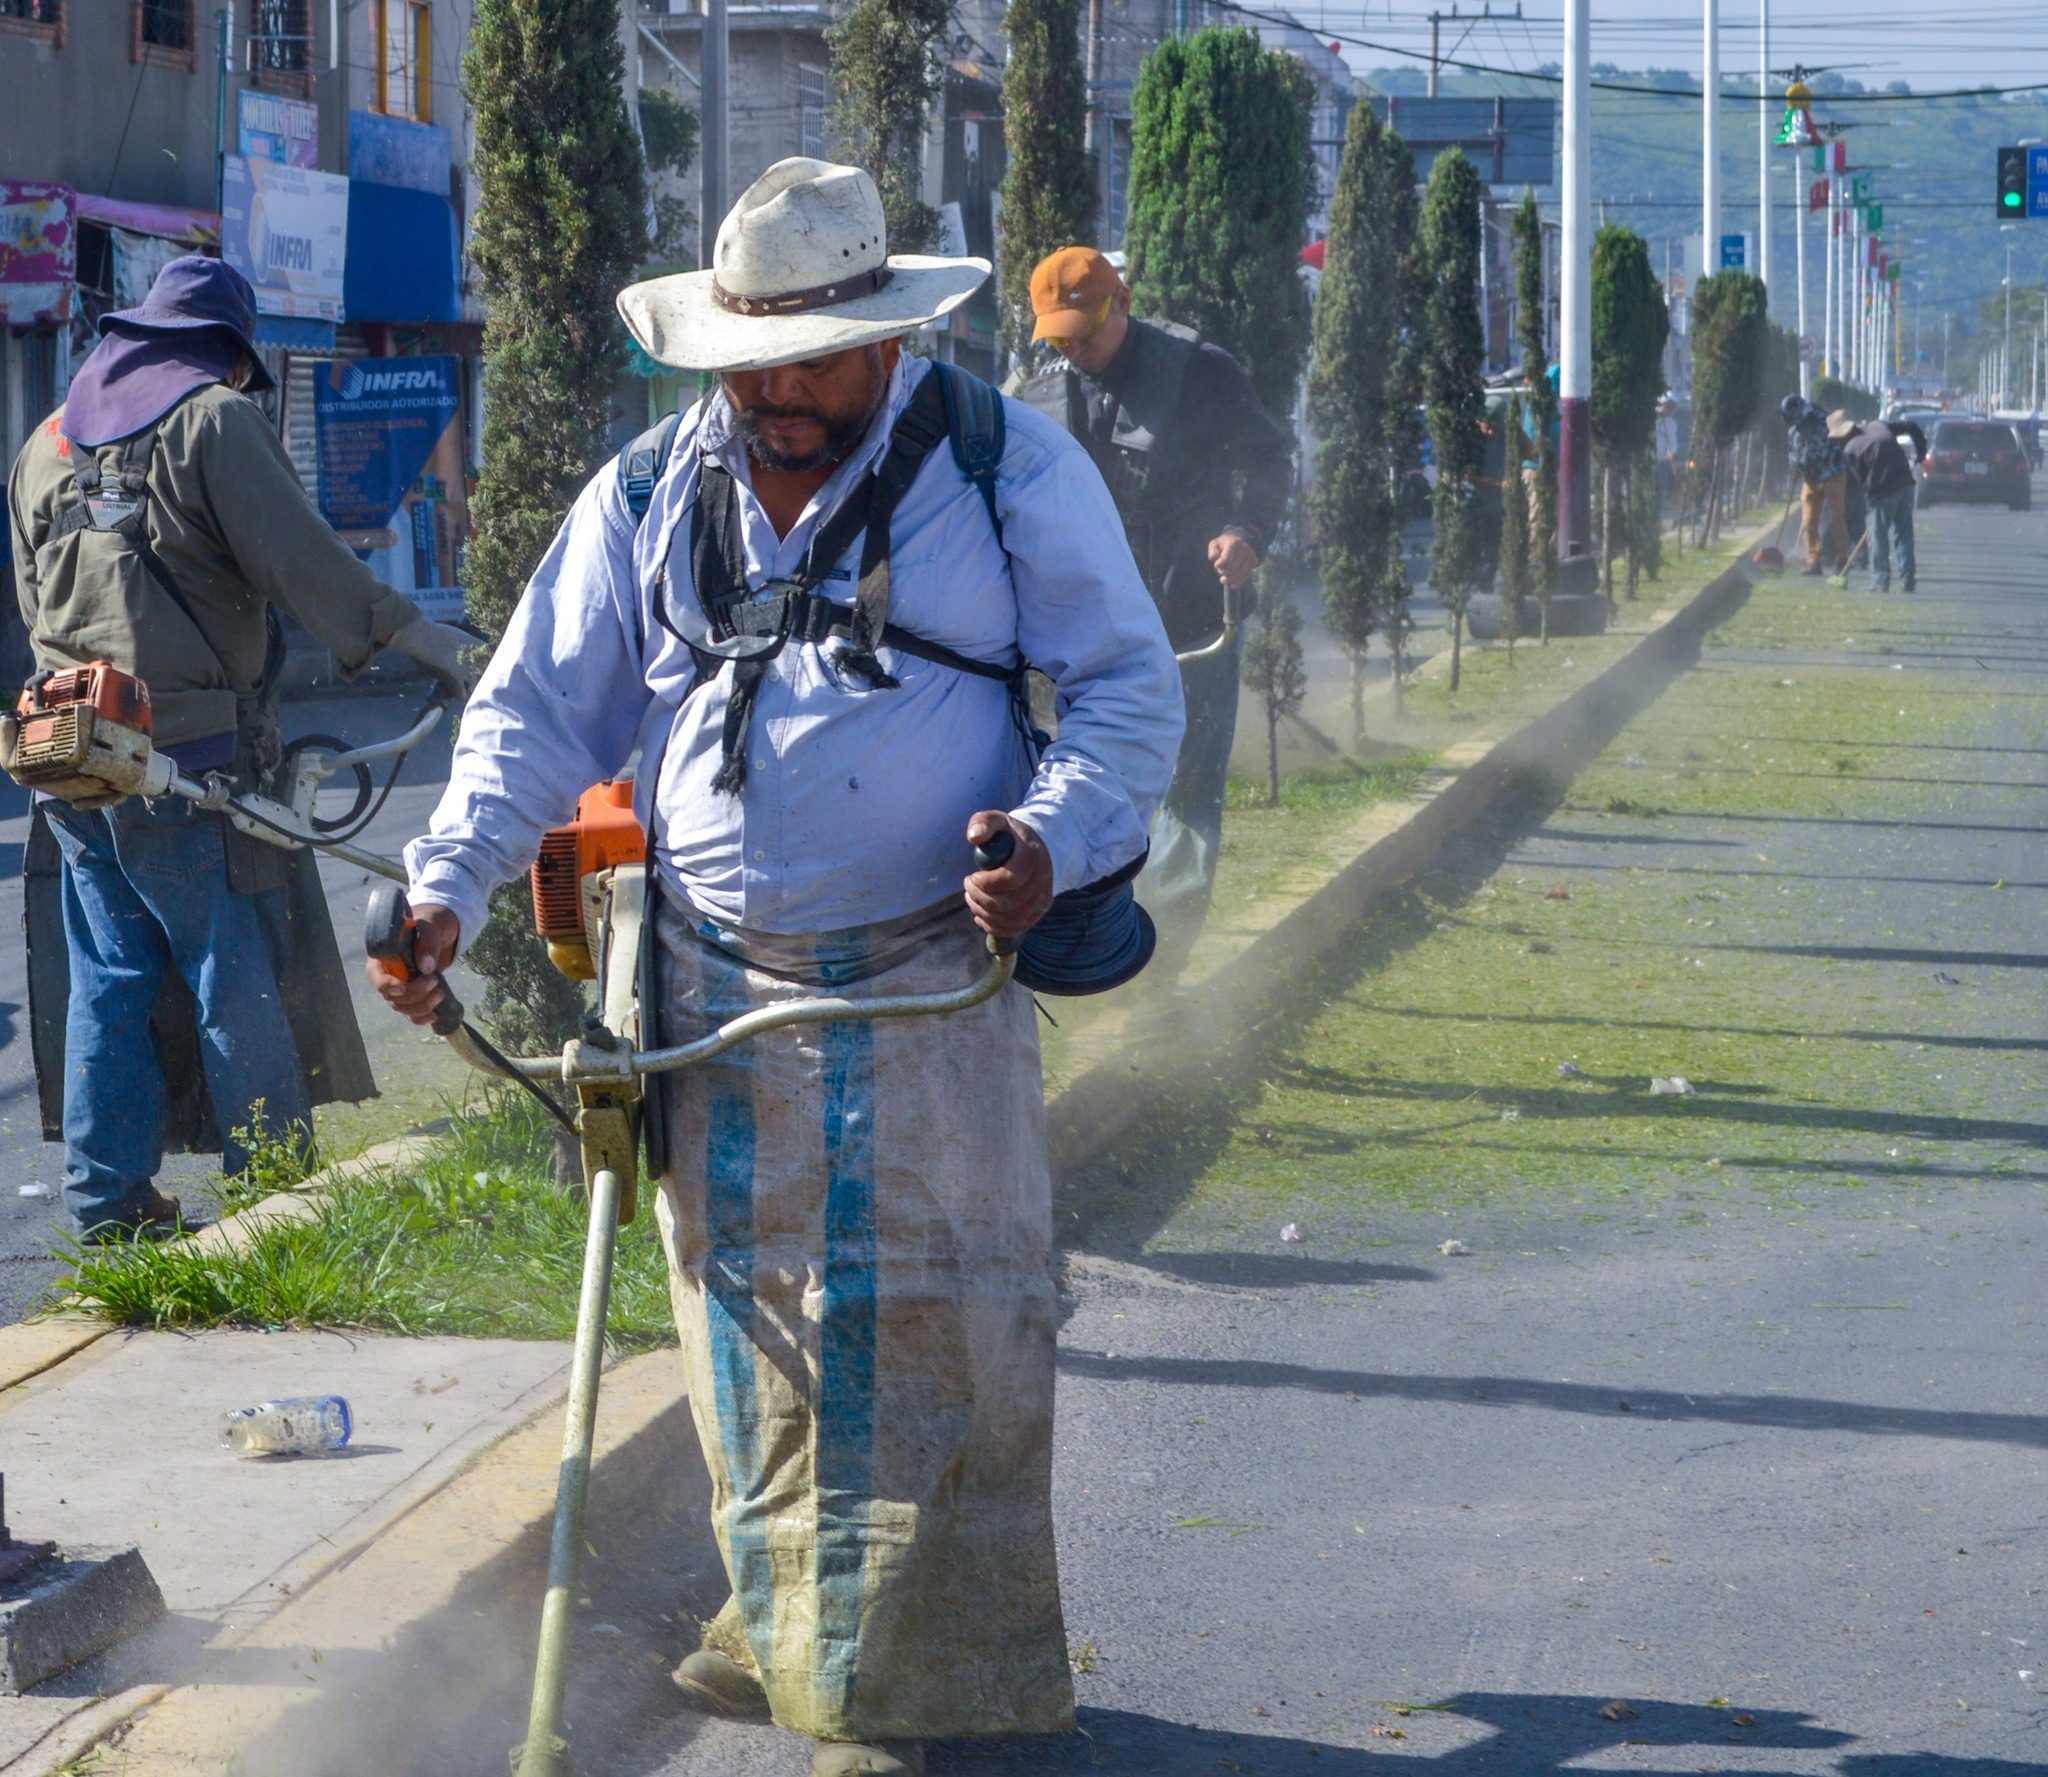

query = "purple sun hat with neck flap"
[62,255,275,449]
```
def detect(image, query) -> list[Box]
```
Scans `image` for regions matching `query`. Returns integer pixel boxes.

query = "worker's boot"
[671,1648,768,1718]
[810,1741,925,1777]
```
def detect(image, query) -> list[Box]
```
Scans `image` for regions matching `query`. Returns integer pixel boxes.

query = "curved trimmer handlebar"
[364,866,1020,1090]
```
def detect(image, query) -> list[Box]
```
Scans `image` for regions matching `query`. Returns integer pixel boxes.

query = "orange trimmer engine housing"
[529,780,647,981]
[7,663,156,805]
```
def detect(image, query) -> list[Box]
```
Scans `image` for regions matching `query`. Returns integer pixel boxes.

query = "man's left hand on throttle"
[1207,532,1259,590]
[963,811,1054,936]
[386,617,479,701]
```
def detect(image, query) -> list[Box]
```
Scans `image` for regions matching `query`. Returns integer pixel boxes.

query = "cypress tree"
[1689,270,1770,543]
[829,0,951,252]
[1125,27,1313,417]
[1513,189,1558,613]
[1420,148,1488,693]
[1240,593,1308,807]
[997,0,1097,359]
[462,0,645,1054]
[1589,225,1668,597]
[1308,103,1419,744]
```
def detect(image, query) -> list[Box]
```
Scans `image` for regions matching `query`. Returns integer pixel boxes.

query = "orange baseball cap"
[1030,246,1121,344]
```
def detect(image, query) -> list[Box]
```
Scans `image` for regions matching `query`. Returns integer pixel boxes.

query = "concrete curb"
[1045,539,1764,1181]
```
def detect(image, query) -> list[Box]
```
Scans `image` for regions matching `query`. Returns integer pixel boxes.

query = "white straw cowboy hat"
[617,158,991,373]
[1825,407,1861,441]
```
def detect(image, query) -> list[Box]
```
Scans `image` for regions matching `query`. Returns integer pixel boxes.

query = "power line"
[1215,0,2048,101]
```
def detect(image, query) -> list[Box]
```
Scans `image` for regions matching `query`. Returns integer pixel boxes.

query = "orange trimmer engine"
[4,662,158,807]
[529,780,647,981]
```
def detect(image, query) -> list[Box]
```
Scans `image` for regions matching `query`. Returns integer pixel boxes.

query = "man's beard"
[737,349,887,473]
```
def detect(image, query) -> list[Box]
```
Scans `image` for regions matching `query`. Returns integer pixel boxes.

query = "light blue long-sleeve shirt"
[406,355,1185,946]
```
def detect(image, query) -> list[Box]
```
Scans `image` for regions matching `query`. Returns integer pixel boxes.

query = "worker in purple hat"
[6,254,475,1242]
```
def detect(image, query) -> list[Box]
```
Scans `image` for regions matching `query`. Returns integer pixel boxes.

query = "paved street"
[527,493,2048,1776]
[0,675,471,1323]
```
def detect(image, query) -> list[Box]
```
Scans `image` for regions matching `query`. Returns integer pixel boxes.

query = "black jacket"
[1843,425,1915,503]
[1022,319,1293,650]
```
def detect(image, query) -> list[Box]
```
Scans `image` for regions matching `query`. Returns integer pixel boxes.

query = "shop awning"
[343,180,460,324]
[73,193,219,245]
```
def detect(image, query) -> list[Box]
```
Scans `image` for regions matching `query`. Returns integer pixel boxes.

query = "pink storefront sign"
[0,180,76,326]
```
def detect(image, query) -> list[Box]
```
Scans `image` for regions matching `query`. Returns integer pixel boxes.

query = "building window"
[798,64,827,161]
[374,0,430,123]
[252,0,310,85]
[0,0,65,46]
[132,0,195,69]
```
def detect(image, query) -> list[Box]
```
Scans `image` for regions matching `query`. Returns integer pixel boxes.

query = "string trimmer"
[364,810,1022,1777]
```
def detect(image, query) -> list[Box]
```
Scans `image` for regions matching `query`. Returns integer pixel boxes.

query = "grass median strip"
[1066,564,2048,1251]
[58,1098,676,1347]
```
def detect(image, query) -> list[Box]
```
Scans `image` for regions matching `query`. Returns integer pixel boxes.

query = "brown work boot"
[671,1647,768,1718]
[811,1741,925,1777]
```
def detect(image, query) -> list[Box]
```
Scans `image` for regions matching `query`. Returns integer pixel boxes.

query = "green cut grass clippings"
[58,1097,676,1348]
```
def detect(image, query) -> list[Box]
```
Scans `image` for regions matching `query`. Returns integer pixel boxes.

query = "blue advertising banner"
[312,356,467,620]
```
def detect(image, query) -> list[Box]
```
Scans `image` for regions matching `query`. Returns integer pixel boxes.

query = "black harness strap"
[667,371,1022,795]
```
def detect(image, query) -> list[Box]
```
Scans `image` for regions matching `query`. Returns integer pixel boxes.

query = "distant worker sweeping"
[370,159,1183,1777]
[1018,245,1291,963]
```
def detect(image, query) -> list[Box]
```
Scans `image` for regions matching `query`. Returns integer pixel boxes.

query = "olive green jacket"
[7,383,419,748]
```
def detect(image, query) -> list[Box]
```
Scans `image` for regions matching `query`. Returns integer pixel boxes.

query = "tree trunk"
[1266,707,1281,806]
[1350,654,1366,748]
[1449,607,1463,691]
[1600,459,1614,598]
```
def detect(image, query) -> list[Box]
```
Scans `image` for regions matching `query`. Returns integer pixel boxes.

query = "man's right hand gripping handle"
[364,885,465,1035]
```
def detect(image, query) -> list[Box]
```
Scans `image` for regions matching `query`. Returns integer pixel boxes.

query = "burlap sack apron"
[650,887,1075,1743]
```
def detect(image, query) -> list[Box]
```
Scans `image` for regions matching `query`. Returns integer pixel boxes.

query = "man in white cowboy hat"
[371,159,1183,1776]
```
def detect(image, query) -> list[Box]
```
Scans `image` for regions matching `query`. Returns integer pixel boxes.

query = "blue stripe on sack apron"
[697,922,776,1654]
[813,925,879,1715]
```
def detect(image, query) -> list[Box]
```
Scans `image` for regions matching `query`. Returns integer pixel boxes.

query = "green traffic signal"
[1998,145,2028,217]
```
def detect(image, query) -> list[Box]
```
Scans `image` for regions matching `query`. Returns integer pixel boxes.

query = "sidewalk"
[0,530,1770,1776]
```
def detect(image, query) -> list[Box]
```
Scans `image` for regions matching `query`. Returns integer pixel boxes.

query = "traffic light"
[1998,146,2027,217]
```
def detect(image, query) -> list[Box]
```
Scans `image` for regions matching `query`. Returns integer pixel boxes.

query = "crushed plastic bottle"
[219,1396,353,1456]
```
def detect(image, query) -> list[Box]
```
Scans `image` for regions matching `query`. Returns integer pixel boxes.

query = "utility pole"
[1087,0,1108,246]
[213,6,235,216]
[1558,0,1592,584]
[1756,0,1769,306]
[699,0,729,268]
[1429,8,1442,98]
[1794,150,1808,394]
[1702,0,1720,265]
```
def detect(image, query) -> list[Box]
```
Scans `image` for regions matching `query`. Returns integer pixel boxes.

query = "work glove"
[386,617,478,701]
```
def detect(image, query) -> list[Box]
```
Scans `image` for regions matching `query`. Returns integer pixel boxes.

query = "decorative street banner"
[238,91,320,169]
[0,181,75,326]
[311,355,468,621]
[1809,177,1829,214]
[221,155,347,320]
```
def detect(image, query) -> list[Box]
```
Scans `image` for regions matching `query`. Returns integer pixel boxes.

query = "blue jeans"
[44,797,310,1229]
[1870,486,1917,591]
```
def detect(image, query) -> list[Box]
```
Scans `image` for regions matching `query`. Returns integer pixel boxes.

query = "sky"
[1283,1,2048,90]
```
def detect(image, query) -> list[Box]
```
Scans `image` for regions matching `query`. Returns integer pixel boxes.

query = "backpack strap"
[617,409,685,524]
[932,361,1006,546]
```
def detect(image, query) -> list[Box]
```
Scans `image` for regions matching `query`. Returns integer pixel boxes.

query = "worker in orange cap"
[1019,245,1292,960]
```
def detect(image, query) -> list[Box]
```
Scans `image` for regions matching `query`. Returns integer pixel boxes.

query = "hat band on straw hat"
[712,263,895,318]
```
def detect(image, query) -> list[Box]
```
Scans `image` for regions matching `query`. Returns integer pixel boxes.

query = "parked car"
[1919,418,2032,511]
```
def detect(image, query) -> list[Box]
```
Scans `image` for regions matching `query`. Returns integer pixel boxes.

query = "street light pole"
[1703,0,1720,263]
[699,0,729,270]
[1757,0,1770,304]
[2001,229,2017,409]
[1558,0,1593,582]
[1795,150,1808,395]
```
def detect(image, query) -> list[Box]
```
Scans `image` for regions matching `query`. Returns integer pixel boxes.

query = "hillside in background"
[1366,62,2048,379]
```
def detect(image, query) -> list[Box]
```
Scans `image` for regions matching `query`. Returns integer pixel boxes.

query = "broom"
[1828,526,1870,588]
[1751,489,1797,570]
